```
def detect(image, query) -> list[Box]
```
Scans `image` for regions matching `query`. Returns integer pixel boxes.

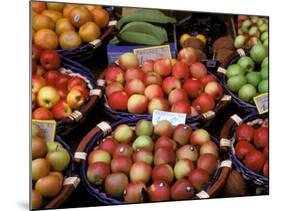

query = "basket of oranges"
[31,2,116,63]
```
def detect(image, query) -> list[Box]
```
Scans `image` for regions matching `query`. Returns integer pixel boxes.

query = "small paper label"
[32,120,56,142]
[152,110,186,126]
[133,45,172,65]
[253,93,268,114]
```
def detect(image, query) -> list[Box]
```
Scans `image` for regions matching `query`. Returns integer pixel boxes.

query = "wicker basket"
[42,135,80,209]
[56,7,116,63]
[220,112,269,188]
[74,118,232,204]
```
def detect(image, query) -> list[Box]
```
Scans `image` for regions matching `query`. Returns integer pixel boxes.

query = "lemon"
[196,34,207,44]
[179,33,191,46]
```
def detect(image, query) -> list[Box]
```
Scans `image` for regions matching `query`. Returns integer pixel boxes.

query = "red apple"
[172,62,190,80]
[197,154,218,176]
[104,173,129,198]
[154,58,172,77]
[183,78,203,98]
[190,106,199,116]
[32,75,46,93]
[192,93,215,113]
[200,141,219,158]
[111,156,132,174]
[113,124,134,144]
[54,74,70,90]
[152,164,174,184]
[244,149,265,173]
[173,124,192,146]
[67,76,87,91]
[253,127,268,149]
[32,44,44,61]
[190,62,208,79]
[204,81,224,101]
[88,149,111,165]
[171,179,194,200]
[32,93,37,109]
[99,137,118,155]
[171,100,191,114]
[263,160,268,177]
[190,129,211,146]
[235,123,255,142]
[32,107,54,120]
[123,182,147,203]
[189,168,210,192]
[32,59,37,74]
[162,76,181,94]
[168,88,189,105]
[66,88,85,109]
[148,181,170,202]
[37,86,60,109]
[235,140,255,160]
[113,143,133,157]
[133,149,153,165]
[199,74,217,87]
[105,66,125,85]
[144,84,164,100]
[125,67,144,81]
[35,65,46,76]
[52,100,72,120]
[40,49,61,70]
[124,79,145,96]
[176,145,198,162]
[246,37,261,48]
[142,60,154,73]
[57,88,68,100]
[154,120,173,137]
[105,82,123,97]
[143,72,162,86]
[44,70,61,86]
[127,94,148,114]
[154,147,176,166]
[108,91,129,111]
[178,47,197,65]
[154,136,177,151]
[174,159,195,180]
[87,162,110,185]
[71,85,89,100]
[129,161,152,183]
[148,98,170,114]
[263,144,268,158]
[119,52,139,70]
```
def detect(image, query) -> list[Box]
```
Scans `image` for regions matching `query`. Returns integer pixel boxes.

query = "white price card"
[133,45,172,65]
[32,120,56,142]
[253,93,268,115]
[152,110,186,126]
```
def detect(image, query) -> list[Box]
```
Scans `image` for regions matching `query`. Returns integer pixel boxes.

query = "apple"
[148,98,170,114]
[154,147,176,166]
[57,88,68,100]
[46,141,63,152]
[200,141,219,157]
[32,158,50,181]
[124,79,145,95]
[32,107,54,120]
[135,119,154,137]
[173,124,192,146]
[253,127,268,149]
[119,52,139,70]
[67,76,87,91]
[111,156,132,174]
[105,82,123,97]
[71,85,89,100]
[172,61,190,80]
[32,75,46,93]
[154,58,172,77]
[190,129,211,146]
[192,93,215,113]
[32,92,37,109]
[168,88,188,105]
[99,137,117,155]
[177,47,197,65]
[143,72,162,86]
[104,173,129,198]
[162,76,181,94]
[235,123,255,142]
[127,94,148,114]
[132,135,154,151]
[66,88,85,109]
[37,86,60,109]
[154,136,177,151]
[200,74,217,87]
[125,67,144,81]
[32,137,47,159]
[54,74,70,90]
[113,124,134,143]
[190,106,199,116]
[123,182,147,203]
[32,44,44,61]
[44,70,61,87]
[105,66,125,85]
[197,154,218,176]
[133,149,153,165]
[88,149,111,165]
[171,179,194,200]
[40,49,61,70]
[144,84,164,100]
[171,100,191,114]
[35,174,62,198]
[52,100,72,120]
[176,145,198,162]
[154,120,173,137]
[35,65,46,76]
[189,168,210,192]
[174,159,194,180]
[87,162,110,185]
[113,143,133,157]
[142,60,154,73]
[263,144,268,159]
[235,140,255,160]
[204,81,224,100]
[248,26,260,37]
[152,164,174,184]
[183,78,203,98]
[234,35,247,48]
[244,149,265,173]
[129,161,152,183]
[190,62,208,79]
[108,91,129,111]
[46,148,71,171]
[148,181,170,202]
[246,37,262,48]
[32,59,37,74]
[263,160,268,177]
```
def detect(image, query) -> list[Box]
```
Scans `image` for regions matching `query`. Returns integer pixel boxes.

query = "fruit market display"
[110,9,176,45]
[32,124,71,209]
[85,119,219,203]
[234,16,268,49]
[32,45,90,121]
[225,44,268,103]
[32,2,110,49]
[105,50,225,117]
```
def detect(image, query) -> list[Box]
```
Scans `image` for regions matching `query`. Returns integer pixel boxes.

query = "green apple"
[260,67,269,80]
[237,56,255,73]
[46,141,63,152]
[132,135,154,151]
[226,64,245,79]
[258,80,269,93]
[135,119,154,137]
[260,32,268,42]
[250,44,268,64]
[238,84,257,102]
[227,75,247,92]
[246,72,261,87]
[263,39,268,49]
[46,148,71,171]
[261,57,268,69]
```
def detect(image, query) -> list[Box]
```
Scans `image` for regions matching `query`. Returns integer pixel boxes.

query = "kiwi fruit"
[194,49,207,62]
[182,37,205,51]
[215,48,236,68]
[213,36,234,51]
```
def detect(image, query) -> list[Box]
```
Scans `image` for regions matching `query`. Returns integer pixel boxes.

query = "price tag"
[133,45,172,65]
[32,120,56,142]
[253,93,268,114]
[152,110,186,126]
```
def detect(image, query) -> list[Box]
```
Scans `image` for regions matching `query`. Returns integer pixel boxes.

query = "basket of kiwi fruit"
[74,118,232,204]
[31,124,80,209]
[220,112,268,189]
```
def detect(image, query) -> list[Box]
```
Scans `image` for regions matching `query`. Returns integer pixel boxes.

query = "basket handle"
[214,95,232,114]
[44,175,80,209]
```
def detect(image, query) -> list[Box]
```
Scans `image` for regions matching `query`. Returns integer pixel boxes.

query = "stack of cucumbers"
[110,9,176,45]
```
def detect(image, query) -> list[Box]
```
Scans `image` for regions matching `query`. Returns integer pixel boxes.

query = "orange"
[85,5,102,11]
[90,8,109,28]
[47,2,65,12]
[55,18,75,36]
[32,14,55,31]
[32,2,47,13]
[69,6,92,28]
[79,22,101,42]
[32,10,38,18]
[59,31,82,49]
[42,10,63,22]
[34,29,58,49]
[62,4,79,19]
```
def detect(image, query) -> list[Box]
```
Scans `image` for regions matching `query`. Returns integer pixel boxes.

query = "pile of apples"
[234,121,268,177]
[32,2,109,49]
[105,50,224,116]
[86,119,219,203]
[234,15,268,49]
[32,124,71,209]
[32,45,90,121]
